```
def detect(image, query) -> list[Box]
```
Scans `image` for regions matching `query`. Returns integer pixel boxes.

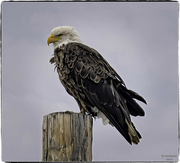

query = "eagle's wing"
[54,42,146,144]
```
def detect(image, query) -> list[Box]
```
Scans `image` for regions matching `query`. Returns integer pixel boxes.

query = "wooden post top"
[42,111,93,161]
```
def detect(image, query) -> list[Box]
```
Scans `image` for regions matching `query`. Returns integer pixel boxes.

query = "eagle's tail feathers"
[125,119,141,144]
[117,85,145,116]
[127,100,145,116]
[128,89,147,104]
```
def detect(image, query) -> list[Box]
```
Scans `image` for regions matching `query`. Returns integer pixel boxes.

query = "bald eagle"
[47,26,147,145]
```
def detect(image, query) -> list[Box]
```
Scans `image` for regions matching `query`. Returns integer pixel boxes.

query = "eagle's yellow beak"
[47,34,61,46]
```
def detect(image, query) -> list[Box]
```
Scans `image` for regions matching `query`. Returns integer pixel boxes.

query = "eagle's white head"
[47,26,82,49]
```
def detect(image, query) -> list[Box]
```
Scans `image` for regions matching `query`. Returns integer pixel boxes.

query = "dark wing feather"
[57,42,146,144]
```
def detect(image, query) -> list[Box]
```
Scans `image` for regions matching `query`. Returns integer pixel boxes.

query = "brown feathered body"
[50,42,146,145]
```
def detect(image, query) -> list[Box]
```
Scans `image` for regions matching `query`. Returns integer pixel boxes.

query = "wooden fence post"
[42,111,93,161]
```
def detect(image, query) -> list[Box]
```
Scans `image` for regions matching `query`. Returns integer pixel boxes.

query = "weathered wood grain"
[42,111,93,161]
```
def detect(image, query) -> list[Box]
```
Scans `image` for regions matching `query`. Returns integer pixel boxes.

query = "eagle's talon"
[80,108,85,114]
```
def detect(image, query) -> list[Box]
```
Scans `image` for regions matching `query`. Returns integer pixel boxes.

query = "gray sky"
[2,2,178,162]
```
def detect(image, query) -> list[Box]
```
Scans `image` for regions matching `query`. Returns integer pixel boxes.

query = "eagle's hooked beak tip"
[47,34,55,46]
[47,38,51,46]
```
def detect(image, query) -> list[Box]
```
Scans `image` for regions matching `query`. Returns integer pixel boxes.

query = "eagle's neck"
[53,36,82,50]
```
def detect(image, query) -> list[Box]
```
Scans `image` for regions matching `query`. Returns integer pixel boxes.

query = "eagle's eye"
[57,33,63,37]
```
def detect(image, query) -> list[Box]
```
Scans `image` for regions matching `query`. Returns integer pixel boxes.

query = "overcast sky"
[2,1,178,162]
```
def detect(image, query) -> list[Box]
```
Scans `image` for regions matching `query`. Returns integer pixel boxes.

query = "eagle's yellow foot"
[80,108,85,114]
